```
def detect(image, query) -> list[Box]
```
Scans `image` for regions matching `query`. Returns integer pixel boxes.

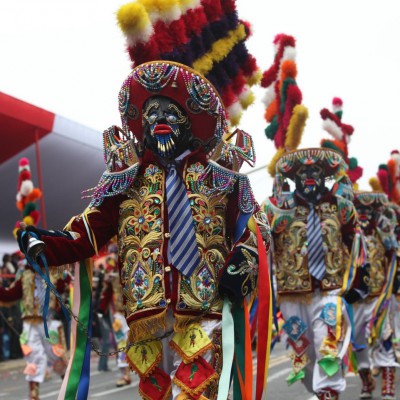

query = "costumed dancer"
[361,151,400,400]
[318,98,376,398]
[17,1,273,399]
[98,252,132,387]
[0,158,70,400]
[262,35,360,400]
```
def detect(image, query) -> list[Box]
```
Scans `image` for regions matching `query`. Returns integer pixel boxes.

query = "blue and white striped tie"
[166,163,201,277]
[306,205,326,281]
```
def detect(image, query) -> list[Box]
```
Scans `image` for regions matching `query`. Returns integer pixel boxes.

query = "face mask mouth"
[305,178,316,186]
[153,124,172,135]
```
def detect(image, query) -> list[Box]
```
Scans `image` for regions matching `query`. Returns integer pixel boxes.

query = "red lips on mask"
[305,178,316,186]
[154,124,172,135]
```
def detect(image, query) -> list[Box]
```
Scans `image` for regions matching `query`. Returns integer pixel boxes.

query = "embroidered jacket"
[39,150,270,340]
[263,190,357,295]
[0,267,70,321]
[363,210,397,298]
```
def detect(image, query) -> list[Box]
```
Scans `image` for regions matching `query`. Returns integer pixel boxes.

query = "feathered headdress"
[13,157,42,238]
[369,150,400,204]
[261,33,308,176]
[116,0,260,127]
[320,97,363,187]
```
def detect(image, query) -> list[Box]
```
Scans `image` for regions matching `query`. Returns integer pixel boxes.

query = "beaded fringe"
[82,163,139,207]
[200,161,256,214]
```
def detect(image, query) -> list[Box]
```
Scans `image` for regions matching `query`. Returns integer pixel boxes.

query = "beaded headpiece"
[353,191,389,208]
[275,147,344,181]
[119,61,228,149]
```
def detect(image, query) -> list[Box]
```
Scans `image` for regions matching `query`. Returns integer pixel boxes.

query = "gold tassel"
[129,309,167,341]
[277,293,313,306]
[173,313,202,333]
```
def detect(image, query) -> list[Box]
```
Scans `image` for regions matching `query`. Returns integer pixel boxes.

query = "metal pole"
[35,128,47,228]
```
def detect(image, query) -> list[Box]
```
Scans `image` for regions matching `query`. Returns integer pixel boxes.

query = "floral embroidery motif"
[119,165,165,317]
[270,199,352,293]
[365,233,386,296]
[227,247,258,296]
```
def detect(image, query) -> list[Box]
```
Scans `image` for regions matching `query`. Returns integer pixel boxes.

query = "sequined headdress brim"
[275,147,344,181]
[119,60,228,147]
[354,191,389,207]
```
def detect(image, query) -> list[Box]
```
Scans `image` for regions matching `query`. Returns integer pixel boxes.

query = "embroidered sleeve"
[41,196,120,266]
[0,276,22,305]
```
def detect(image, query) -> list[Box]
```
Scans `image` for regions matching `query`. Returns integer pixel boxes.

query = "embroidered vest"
[118,162,231,340]
[365,232,387,297]
[264,196,352,294]
[20,268,65,320]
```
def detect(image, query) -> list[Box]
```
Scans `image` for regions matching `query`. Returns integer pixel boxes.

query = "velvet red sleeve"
[0,278,22,303]
[42,196,121,266]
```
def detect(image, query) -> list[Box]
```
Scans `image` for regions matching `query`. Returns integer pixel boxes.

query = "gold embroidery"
[366,233,386,296]
[118,165,166,325]
[273,201,351,293]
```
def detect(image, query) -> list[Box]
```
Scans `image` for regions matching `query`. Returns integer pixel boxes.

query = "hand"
[16,224,43,258]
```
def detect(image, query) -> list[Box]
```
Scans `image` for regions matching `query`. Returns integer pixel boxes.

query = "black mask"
[356,204,374,230]
[294,164,325,203]
[142,96,192,160]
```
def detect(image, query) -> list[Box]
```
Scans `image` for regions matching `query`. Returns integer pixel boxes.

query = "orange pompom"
[16,200,24,212]
[281,60,297,81]
[388,159,397,185]
[265,100,278,122]
[26,188,42,203]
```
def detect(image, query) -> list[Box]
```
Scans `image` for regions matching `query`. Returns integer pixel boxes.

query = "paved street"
[1,341,399,399]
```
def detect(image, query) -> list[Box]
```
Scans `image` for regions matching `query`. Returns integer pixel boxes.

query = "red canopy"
[0,92,55,163]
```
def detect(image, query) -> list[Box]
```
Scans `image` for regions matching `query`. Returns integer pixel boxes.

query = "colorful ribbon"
[58,259,93,400]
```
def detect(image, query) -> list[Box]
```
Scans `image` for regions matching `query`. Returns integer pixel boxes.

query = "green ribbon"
[217,298,234,400]
[65,260,91,398]
[318,355,340,377]
[286,369,305,386]
[232,302,246,400]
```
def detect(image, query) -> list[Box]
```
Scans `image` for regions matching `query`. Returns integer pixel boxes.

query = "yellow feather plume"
[284,104,308,151]
[229,110,243,127]
[369,177,383,192]
[245,69,261,86]
[239,90,255,109]
[268,147,286,177]
[117,2,150,36]
[193,24,246,75]
[178,0,199,10]
[139,0,181,22]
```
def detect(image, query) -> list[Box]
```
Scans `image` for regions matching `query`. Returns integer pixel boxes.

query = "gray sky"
[1,0,400,203]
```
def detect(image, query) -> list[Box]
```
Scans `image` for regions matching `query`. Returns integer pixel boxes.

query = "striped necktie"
[165,163,201,277]
[306,204,326,281]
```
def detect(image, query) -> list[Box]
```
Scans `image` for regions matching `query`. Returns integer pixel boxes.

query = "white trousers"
[280,290,351,394]
[370,296,400,369]
[352,298,377,369]
[23,319,66,383]
[113,311,129,369]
